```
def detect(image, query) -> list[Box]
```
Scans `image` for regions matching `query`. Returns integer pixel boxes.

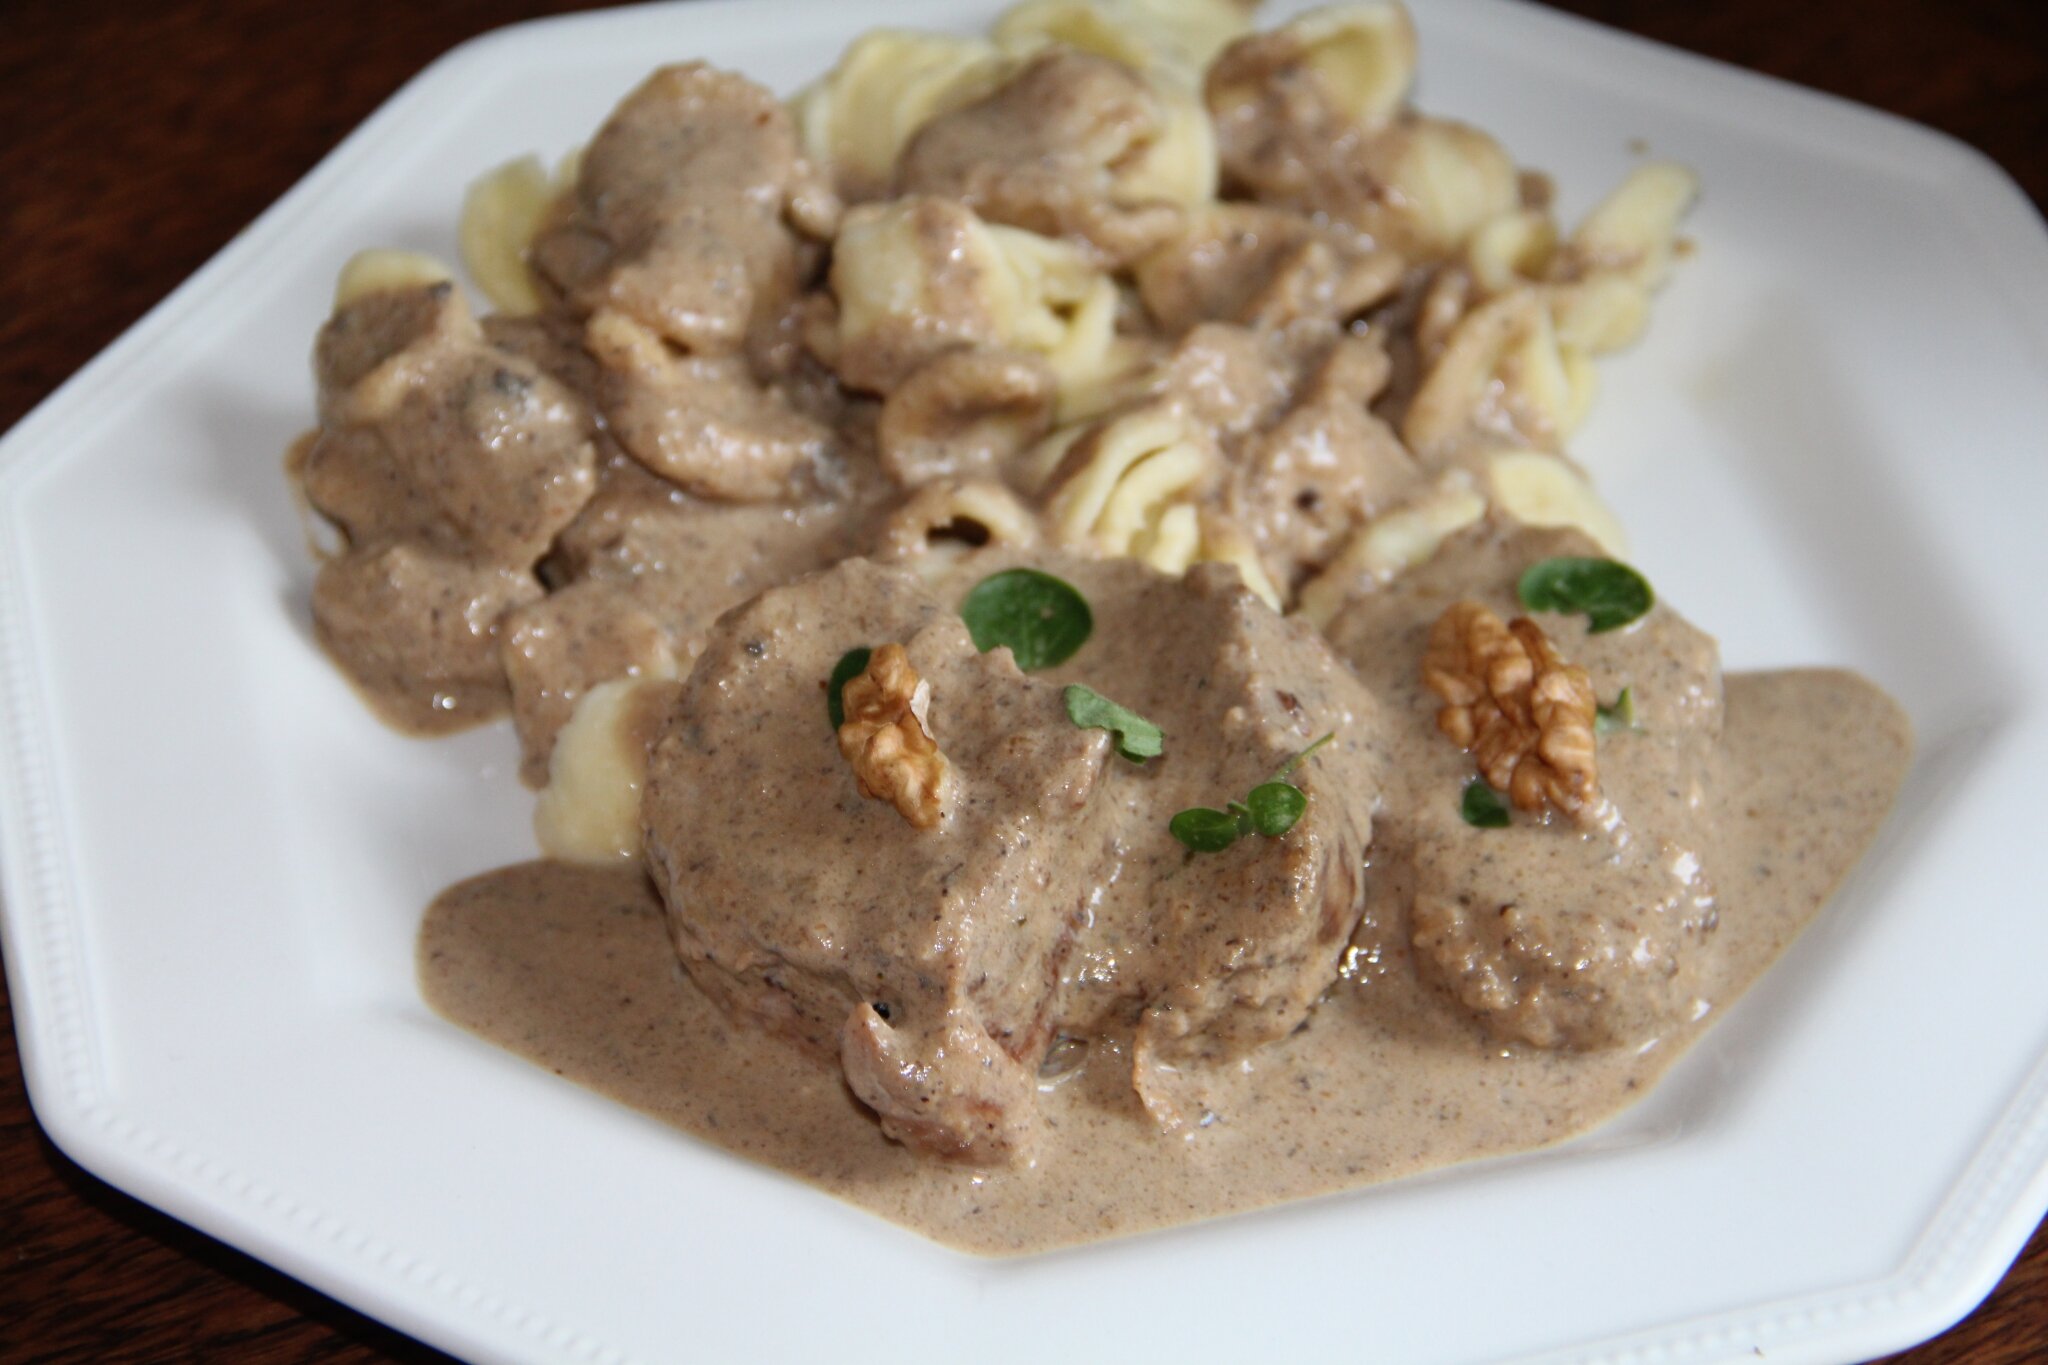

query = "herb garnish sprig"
[1171,734,1334,853]
[1595,685,1639,735]
[1063,684,1162,761]
[826,646,873,729]
[1517,557,1654,633]
[1460,778,1512,828]
[961,568,1092,670]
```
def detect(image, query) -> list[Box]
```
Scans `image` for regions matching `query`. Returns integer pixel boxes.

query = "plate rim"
[6,2,2048,1363]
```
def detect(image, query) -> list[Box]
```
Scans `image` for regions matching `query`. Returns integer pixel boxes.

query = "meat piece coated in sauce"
[643,552,1382,1159]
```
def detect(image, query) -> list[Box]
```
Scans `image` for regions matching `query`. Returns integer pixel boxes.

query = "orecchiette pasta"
[1287,2,1420,129]
[1365,117,1523,256]
[1207,1,1418,135]
[1403,287,1589,456]
[1195,509,1284,609]
[1042,403,1218,552]
[829,197,1017,393]
[1464,208,1559,298]
[1294,472,1487,626]
[988,224,1118,369]
[1483,447,1628,555]
[1109,77,1219,210]
[877,349,1058,488]
[1142,501,1201,571]
[998,0,1149,69]
[875,479,1043,573]
[994,0,1255,80]
[533,674,679,864]
[1397,156,1695,486]
[830,196,1137,418]
[1549,272,1650,357]
[791,30,1009,200]
[1035,402,1284,607]
[333,248,453,311]
[457,153,577,316]
[988,0,1224,210]
[1560,160,1700,291]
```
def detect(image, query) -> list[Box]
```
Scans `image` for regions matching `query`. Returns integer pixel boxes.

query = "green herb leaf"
[826,646,872,730]
[1170,806,1246,853]
[1063,684,1163,762]
[1516,557,1654,633]
[1173,730,1340,852]
[1461,778,1512,829]
[1272,732,1335,781]
[1595,685,1639,736]
[1245,781,1308,837]
[961,568,1093,670]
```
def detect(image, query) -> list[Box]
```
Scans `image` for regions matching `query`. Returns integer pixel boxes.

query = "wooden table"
[2,1,2043,1360]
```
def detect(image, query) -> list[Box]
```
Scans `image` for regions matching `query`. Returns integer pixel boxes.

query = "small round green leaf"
[1170,807,1244,853]
[1063,684,1163,761]
[1516,557,1654,633]
[825,646,872,730]
[962,569,1093,670]
[1595,685,1640,736]
[1245,781,1308,837]
[1461,778,1512,829]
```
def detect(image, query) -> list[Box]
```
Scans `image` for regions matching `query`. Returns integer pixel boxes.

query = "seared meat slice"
[302,281,597,567]
[645,551,1384,1156]
[1134,202,1403,335]
[1328,524,1725,1049]
[500,580,675,787]
[642,560,1118,1162]
[500,450,879,783]
[528,63,842,502]
[896,50,1181,265]
[295,279,597,731]
[531,62,816,357]
[957,556,1383,1122]
[310,545,541,731]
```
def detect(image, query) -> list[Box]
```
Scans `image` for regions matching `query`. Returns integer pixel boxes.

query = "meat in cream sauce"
[284,0,1913,1254]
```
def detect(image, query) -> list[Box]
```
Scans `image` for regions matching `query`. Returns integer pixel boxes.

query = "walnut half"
[837,643,950,829]
[1421,600,1600,821]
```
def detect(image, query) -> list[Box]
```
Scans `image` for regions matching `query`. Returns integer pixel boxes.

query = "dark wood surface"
[2,1,2043,1360]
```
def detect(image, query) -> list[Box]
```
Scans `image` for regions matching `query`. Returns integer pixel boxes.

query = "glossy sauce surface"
[421,668,1908,1254]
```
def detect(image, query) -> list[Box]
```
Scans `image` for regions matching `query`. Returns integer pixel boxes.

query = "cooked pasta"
[993,0,1254,78]
[458,156,553,315]
[333,248,453,310]
[1562,160,1700,291]
[1042,403,1218,555]
[533,674,679,864]
[1291,2,1419,128]
[791,30,1008,200]
[280,2,1886,1235]
[875,478,1043,572]
[830,195,1136,417]
[1482,447,1628,555]
[1294,472,1487,626]
[1403,287,1586,456]
[304,0,1703,773]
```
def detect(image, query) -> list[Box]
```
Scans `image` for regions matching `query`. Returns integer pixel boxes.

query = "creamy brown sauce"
[421,669,1909,1255]
[282,3,1918,1262]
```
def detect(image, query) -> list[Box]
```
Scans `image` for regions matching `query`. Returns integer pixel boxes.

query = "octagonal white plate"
[6,1,2048,1362]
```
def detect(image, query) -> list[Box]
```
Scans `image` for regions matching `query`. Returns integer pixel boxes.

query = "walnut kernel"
[837,643,950,829]
[1421,600,1600,820]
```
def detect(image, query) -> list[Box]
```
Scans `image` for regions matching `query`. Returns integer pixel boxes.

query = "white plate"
[5,1,2048,1361]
